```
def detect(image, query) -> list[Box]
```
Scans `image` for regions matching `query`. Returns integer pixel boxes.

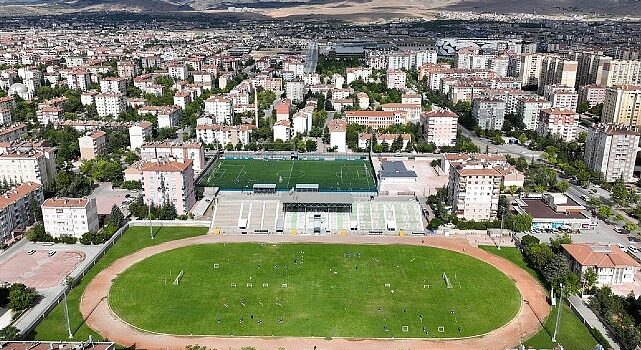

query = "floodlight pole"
[552,283,564,342]
[148,197,153,240]
[63,278,73,338]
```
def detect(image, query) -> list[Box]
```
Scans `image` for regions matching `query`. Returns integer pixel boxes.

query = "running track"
[80,234,550,350]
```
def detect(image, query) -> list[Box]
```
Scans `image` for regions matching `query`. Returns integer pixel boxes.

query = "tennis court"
[199,159,376,192]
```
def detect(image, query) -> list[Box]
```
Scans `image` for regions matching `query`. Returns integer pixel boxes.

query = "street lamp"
[552,283,564,342]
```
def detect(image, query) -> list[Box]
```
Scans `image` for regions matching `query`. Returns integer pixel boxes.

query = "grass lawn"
[29,226,207,341]
[109,243,520,338]
[199,159,376,192]
[479,246,599,350]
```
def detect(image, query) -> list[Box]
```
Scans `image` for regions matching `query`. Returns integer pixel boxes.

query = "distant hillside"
[0,0,640,16]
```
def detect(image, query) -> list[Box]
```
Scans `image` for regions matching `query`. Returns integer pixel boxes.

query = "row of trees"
[590,287,641,349]
[128,196,178,220]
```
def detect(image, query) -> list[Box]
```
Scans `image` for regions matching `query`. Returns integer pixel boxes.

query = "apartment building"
[421,109,458,147]
[345,111,408,129]
[346,67,372,84]
[544,85,579,111]
[174,92,191,110]
[328,119,347,152]
[273,120,291,142]
[579,85,607,107]
[128,121,153,150]
[538,57,578,95]
[0,182,43,244]
[584,124,640,183]
[574,51,611,88]
[600,60,641,87]
[140,141,205,173]
[66,69,91,91]
[285,81,306,102]
[520,53,545,86]
[387,70,407,89]
[204,96,234,124]
[537,108,579,142]
[141,159,196,215]
[78,130,107,161]
[139,105,181,129]
[42,198,99,238]
[117,60,141,79]
[0,123,27,143]
[472,99,506,131]
[0,148,57,188]
[95,92,127,118]
[0,97,16,111]
[36,105,63,125]
[602,86,641,127]
[447,161,502,221]
[517,98,552,130]
[196,124,255,146]
[167,63,189,81]
[357,92,370,109]
[100,77,127,94]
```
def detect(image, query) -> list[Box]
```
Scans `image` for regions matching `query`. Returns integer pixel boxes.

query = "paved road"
[80,234,549,350]
[304,40,318,74]
[458,125,542,159]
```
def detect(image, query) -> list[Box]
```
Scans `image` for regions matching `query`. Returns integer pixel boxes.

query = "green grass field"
[199,159,376,192]
[109,243,520,338]
[30,226,207,341]
[479,246,600,350]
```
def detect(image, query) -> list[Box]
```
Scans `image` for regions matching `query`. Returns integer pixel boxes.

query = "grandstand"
[210,193,425,235]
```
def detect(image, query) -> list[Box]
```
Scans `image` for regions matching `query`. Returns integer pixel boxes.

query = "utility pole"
[148,196,153,240]
[552,283,564,342]
[253,80,259,128]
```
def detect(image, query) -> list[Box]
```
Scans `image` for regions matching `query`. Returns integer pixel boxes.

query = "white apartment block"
[328,119,347,152]
[387,70,406,90]
[273,120,291,142]
[138,105,182,129]
[78,130,107,161]
[66,70,91,91]
[95,92,127,118]
[388,50,437,70]
[519,53,545,86]
[283,59,305,78]
[584,124,641,183]
[168,63,189,81]
[141,159,196,215]
[600,60,641,87]
[472,99,506,131]
[402,94,422,105]
[286,81,306,102]
[193,72,214,90]
[346,67,372,85]
[129,121,153,150]
[421,109,458,147]
[579,85,607,107]
[174,92,191,110]
[602,86,641,127]
[0,148,57,188]
[100,77,127,94]
[357,92,370,109]
[205,97,234,124]
[81,91,98,106]
[0,182,43,244]
[537,108,579,142]
[345,111,408,129]
[196,124,255,146]
[42,198,99,238]
[140,141,205,173]
[517,98,552,130]
[447,163,501,221]
[538,57,578,95]
[544,85,579,111]
[0,109,11,127]
[36,106,63,125]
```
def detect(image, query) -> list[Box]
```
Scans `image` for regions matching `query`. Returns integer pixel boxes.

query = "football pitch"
[109,243,520,338]
[198,159,376,192]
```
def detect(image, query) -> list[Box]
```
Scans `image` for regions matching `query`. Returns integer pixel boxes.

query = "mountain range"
[0,0,640,17]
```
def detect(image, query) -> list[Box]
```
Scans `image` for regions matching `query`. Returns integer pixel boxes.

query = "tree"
[555,180,570,192]
[525,243,554,269]
[520,234,540,248]
[598,205,614,220]
[550,233,572,253]
[540,254,571,285]
[7,283,39,311]
[158,201,177,220]
[624,221,639,233]
[0,326,19,340]
[507,213,533,232]
[107,205,125,228]
[29,197,43,223]
[582,267,598,294]
[25,224,53,242]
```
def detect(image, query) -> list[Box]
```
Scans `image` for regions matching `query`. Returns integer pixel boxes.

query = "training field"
[109,243,520,338]
[199,159,376,192]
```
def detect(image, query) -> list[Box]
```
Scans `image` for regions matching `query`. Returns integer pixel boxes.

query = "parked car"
[617,243,627,252]
[47,250,56,257]
[629,246,639,253]
[26,250,35,255]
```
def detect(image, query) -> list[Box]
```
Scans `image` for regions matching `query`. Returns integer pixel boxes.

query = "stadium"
[198,152,428,235]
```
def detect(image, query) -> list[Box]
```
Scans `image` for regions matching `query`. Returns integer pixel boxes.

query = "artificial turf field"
[109,243,520,338]
[198,159,376,191]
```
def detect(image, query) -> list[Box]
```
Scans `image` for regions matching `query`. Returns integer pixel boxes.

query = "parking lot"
[0,249,85,289]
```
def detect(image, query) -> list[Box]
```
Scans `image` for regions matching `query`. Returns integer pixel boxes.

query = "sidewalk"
[567,294,620,350]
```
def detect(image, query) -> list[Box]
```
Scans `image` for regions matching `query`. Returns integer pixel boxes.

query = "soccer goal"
[443,272,453,289]
[173,270,184,286]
